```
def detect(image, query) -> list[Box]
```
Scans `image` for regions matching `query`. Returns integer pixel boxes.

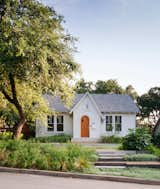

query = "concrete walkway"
[0,172,159,189]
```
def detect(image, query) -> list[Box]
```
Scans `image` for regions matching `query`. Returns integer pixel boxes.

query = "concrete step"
[98,157,124,161]
[95,161,160,168]
[98,154,124,158]
[95,161,126,166]
[95,165,126,169]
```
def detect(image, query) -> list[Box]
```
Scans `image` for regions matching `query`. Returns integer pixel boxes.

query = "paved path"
[0,172,159,189]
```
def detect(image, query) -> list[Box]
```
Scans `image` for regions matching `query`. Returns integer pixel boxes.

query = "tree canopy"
[74,78,138,100]
[137,87,160,126]
[0,0,79,138]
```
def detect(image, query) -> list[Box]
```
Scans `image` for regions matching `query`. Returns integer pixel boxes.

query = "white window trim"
[105,114,122,133]
[47,115,64,133]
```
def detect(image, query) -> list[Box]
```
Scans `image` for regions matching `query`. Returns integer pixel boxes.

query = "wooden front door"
[81,116,89,137]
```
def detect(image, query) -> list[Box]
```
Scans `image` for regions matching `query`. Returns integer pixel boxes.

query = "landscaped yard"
[96,167,160,181]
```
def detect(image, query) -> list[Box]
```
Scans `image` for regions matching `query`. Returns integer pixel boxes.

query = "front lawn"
[97,167,160,180]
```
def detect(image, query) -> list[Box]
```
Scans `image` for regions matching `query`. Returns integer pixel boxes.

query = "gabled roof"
[43,93,139,114]
[69,93,103,117]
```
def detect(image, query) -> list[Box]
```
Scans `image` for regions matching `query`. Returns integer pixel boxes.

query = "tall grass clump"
[0,140,97,172]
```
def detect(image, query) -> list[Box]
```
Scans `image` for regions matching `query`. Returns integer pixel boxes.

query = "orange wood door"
[81,116,89,137]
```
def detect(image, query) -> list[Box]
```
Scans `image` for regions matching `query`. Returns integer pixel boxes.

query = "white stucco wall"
[100,113,136,137]
[72,95,101,141]
[36,113,73,137]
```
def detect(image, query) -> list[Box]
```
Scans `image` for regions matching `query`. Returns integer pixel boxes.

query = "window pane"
[106,116,112,131]
[115,116,122,132]
[57,116,63,132]
[47,115,54,131]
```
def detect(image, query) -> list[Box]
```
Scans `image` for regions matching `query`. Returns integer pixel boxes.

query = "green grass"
[123,153,159,161]
[97,167,160,180]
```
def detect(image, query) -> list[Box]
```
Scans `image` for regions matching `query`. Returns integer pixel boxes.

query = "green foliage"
[101,135,122,143]
[74,79,138,100]
[122,127,152,151]
[0,0,79,135]
[0,132,13,140]
[0,140,97,172]
[147,145,160,158]
[137,87,160,126]
[95,79,124,94]
[30,135,71,143]
[125,85,138,100]
[152,133,160,147]
[123,153,159,161]
[74,79,94,93]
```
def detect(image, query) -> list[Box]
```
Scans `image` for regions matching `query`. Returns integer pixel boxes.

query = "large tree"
[125,85,139,100]
[0,0,79,138]
[137,87,160,126]
[94,79,124,94]
[74,78,94,93]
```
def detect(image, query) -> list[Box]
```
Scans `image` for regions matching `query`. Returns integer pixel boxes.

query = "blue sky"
[42,0,160,95]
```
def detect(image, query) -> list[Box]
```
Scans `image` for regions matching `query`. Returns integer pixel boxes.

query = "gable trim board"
[36,93,139,141]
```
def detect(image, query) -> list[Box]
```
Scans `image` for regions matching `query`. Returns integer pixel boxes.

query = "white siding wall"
[72,95,101,141]
[36,114,73,137]
[100,113,136,137]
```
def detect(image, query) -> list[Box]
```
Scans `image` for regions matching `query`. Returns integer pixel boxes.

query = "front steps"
[95,150,160,169]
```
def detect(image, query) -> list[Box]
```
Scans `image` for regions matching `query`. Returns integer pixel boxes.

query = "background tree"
[94,79,124,94]
[125,85,139,100]
[0,0,79,138]
[74,78,94,93]
[137,87,160,127]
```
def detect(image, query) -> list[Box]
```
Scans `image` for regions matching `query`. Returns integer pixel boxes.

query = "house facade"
[36,93,139,142]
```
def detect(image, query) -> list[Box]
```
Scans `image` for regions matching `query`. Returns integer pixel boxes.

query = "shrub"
[30,134,71,143]
[122,127,152,151]
[101,135,122,143]
[152,133,160,147]
[147,145,160,158]
[0,132,13,140]
[123,153,159,161]
[0,140,97,172]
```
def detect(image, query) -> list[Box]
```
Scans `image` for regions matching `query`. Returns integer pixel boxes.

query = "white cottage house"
[36,93,139,142]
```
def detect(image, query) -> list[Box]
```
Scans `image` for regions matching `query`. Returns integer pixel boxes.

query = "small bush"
[30,134,71,143]
[0,132,13,140]
[147,145,160,158]
[123,153,159,161]
[101,135,122,143]
[122,127,152,151]
[152,134,160,147]
[0,140,97,172]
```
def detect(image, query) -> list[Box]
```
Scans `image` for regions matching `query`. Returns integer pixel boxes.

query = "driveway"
[0,172,159,189]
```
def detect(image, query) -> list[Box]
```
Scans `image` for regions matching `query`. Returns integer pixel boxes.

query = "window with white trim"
[57,115,64,132]
[106,116,113,131]
[115,116,122,132]
[47,115,54,131]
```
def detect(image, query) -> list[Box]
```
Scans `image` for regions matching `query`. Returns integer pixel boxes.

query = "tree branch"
[1,89,14,104]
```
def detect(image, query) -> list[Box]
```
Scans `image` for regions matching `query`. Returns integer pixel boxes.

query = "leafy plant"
[152,133,160,147]
[101,135,122,143]
[30,135,71,143]
[0,140,97,172]
[0,132,13,140]
[122,127,152,151]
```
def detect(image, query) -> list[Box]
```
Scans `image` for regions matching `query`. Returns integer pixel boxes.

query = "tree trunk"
[1,74,26,139]
[13,102,26,139]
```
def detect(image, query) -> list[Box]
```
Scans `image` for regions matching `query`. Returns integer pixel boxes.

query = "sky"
[41,0,160,95]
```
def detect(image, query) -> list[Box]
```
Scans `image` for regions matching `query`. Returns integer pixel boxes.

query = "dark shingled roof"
[43,93,139,113]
